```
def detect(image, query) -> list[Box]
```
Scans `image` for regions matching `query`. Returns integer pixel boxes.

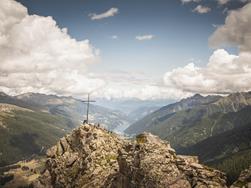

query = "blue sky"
[16,0,241,75]
[1,0,250,100]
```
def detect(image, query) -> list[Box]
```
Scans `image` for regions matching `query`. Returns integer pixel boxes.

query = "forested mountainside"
[125,92,251,183]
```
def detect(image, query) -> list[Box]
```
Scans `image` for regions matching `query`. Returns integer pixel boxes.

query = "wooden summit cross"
[81,93,95,124]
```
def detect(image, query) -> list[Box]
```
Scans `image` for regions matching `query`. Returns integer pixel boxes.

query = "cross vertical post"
[81,93,96,124]
[86,93,90,123]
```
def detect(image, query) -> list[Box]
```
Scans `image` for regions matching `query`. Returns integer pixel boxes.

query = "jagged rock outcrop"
[34,124,227,188]
[108,133,227,188]
[35,124,124,188]
[231,165,251,188]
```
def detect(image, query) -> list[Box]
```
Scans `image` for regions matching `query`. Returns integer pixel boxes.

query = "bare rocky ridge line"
[33,124,227,188]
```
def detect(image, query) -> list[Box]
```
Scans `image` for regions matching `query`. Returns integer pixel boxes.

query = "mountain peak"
[33,124,227,187]
[16,92,59,99]
[191,93,204,99]
[0,92,7,97]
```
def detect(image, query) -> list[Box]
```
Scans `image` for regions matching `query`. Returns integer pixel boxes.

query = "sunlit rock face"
[35,124,124,188]
[110,133,227,188]
[34,124,227,188]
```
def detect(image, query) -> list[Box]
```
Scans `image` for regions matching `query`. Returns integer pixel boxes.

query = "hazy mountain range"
[95,98,171,123]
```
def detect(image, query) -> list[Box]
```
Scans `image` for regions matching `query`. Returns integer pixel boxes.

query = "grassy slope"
[137,105,250,149]
[170,106,251,148]
[178,122,251,161]
[0,109,70,166]
[208,149,251,185]
[125,94,221,135]
[176,120,251,185]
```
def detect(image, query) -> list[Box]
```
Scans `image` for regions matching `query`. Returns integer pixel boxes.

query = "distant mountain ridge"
[2,92,131,131]
[125,93,222,137]
[125,91,251,183]
[125,92,251,145]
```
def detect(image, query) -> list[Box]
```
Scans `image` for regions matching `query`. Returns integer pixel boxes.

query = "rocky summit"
[32,124,227,188]
[35,124,124,188]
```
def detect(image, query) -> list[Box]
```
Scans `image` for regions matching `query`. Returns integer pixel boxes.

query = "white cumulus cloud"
[0,0,102,96]
[180,0,201,4]
[164,2,251,95]
[164,49,251,94]
[192,5,211,14]
[89,8,119,20]
[216,0,230,5]
[209,3,251,52]
[136,35,155,41]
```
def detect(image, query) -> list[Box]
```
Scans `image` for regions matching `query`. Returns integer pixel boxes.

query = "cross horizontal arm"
[81,100,96,102]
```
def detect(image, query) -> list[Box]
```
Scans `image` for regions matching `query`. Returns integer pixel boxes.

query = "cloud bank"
[0,1,187,101]
[164,2,251,95]
[0,0,103,96]
[90,71,190,100]
[209,3,251,52]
